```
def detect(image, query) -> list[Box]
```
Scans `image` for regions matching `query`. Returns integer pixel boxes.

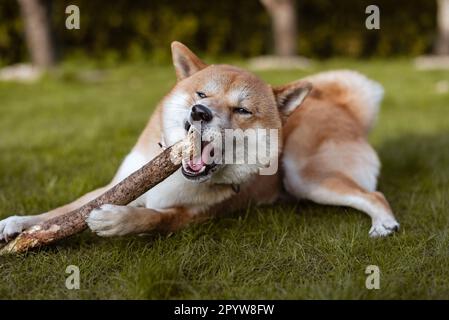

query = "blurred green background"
[0,0,439,66]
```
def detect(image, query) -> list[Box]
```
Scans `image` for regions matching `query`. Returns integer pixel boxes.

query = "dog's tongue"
[187,157,205,172]
[187,143,213,172]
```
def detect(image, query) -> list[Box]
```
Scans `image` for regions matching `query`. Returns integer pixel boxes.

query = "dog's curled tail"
[304,70,384,132]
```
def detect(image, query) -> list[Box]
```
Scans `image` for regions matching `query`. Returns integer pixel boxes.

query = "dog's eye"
[233,107,252,115]
[196,91,207,99]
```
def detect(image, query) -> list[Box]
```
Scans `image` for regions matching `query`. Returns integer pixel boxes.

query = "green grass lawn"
[0,59,448,299]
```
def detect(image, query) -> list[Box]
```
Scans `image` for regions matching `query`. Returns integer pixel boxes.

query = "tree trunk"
[261,0,298,56]
[17,0,56,68]
[436,0,449,55]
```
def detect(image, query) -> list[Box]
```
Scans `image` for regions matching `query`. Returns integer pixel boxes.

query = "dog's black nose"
[191,104,213,122]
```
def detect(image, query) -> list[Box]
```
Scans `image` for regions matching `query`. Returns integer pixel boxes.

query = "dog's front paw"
[86,204,134,237]
[369,217,400,238]
[0,215,40,242]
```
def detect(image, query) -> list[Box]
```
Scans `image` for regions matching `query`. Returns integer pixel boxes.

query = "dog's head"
[162,42,311,184]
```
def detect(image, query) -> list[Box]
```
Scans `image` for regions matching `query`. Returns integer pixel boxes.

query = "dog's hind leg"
[282,144,399,237]
[291,174,399,237]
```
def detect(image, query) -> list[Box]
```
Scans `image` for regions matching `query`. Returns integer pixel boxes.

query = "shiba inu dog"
[0,42,399,241]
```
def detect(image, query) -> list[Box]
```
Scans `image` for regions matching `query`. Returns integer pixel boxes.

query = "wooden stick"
[0,131,194,255]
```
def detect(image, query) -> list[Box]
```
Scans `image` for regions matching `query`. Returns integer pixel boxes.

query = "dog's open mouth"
[181,140,219,181]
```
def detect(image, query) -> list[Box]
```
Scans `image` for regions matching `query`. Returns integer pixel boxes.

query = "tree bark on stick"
[0,134,192,255]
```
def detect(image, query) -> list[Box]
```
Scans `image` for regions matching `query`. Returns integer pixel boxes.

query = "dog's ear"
[272,81,312,117]
[171,41,207,81]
